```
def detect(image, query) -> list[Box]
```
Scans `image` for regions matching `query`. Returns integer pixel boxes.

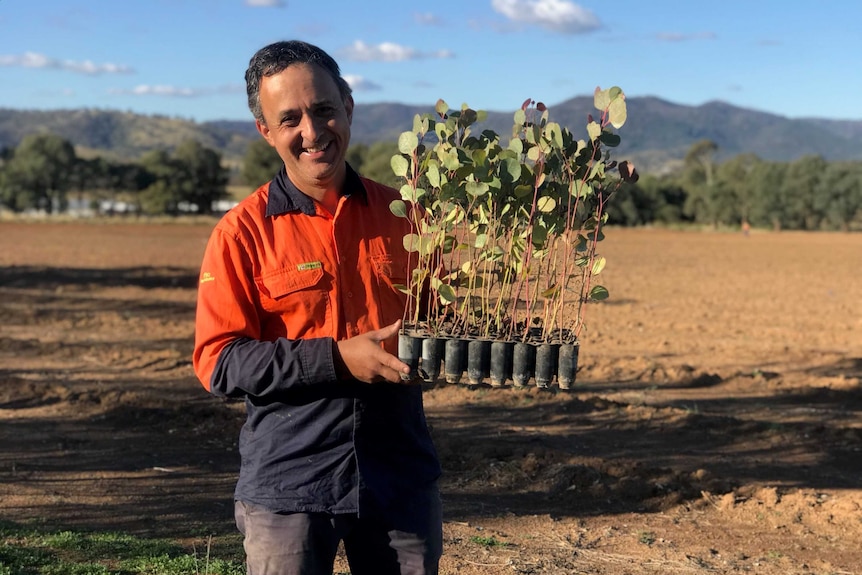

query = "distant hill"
[3,96,862,174]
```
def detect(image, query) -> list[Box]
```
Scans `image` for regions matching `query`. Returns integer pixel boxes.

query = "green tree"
[816,161,862,231]
[747,160,788,230]
[173,139,228,214]
[0,134,77,213]
[139,149,184,214]
[715,153,763,226]
[681,139,724,226]
[783,155,827,230]
[241,138,282,189]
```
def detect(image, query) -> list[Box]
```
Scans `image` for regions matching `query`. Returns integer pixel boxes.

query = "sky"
[2,0,861,124]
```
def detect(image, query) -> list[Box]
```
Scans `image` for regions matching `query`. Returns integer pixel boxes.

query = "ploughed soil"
[1,220,861,575]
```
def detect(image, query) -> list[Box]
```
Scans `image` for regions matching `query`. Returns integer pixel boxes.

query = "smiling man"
[193,41,442,575]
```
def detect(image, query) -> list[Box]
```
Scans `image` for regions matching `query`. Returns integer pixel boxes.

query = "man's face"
[255,63,353,194]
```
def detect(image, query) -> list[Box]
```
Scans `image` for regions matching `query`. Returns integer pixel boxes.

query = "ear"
[255,119,275,147]
[344,95,354,125]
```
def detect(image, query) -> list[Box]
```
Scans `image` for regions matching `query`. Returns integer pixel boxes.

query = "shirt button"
[347,291,353,298]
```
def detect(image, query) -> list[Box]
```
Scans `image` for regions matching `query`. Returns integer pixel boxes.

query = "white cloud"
[655,31,717,42]
[414,12,443,26]
[110,85,197,97]
[339,41,453,62]
[0,52,133,75]
[109,84,243,98]
[244,0,286,7]
[343,75,382,92]
[491,0,601,34]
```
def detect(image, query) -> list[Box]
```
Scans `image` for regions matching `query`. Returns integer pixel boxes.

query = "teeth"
[304,142,329,153]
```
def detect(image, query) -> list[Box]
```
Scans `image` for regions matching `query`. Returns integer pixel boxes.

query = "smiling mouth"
[303,141,330,154]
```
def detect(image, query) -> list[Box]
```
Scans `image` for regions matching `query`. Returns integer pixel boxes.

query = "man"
[193,40,442,575]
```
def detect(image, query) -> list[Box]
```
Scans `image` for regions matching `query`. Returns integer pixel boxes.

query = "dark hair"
[245,40,353,123]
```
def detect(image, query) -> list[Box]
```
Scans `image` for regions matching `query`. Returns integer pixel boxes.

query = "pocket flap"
[256,266,324,299]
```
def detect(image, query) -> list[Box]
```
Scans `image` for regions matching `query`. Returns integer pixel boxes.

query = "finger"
[373,319,402,343]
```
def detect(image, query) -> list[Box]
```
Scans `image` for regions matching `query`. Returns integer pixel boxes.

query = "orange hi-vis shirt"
[193,165,413,394]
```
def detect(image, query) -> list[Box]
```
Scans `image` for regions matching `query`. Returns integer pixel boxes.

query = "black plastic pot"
[398,333,421,380]
[420,337,444,382]
[444,338,467,384]
[534,342,560,388]
[489,340,514,387]
[557,342,580,389]
[512,341,535,388]
[466,339,491,385]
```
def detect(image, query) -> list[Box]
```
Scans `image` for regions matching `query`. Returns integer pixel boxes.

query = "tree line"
[0,133,230,215]
[2,133,861,231]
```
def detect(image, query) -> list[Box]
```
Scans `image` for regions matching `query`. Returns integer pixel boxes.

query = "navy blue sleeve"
[208,336,339,400]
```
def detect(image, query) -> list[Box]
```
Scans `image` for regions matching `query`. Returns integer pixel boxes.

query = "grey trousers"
[234,493,442,575]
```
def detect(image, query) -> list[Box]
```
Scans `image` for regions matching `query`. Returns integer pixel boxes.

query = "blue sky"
[2,0,861,123]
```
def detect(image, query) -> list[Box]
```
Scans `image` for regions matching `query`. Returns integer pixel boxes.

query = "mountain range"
[3,96,862,174]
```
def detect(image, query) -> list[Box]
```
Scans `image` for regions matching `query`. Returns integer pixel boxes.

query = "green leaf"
[391,155,409,178]
[435,99,449,116]
[427,161,441,188]
[588,285,610,301]
[587,121,601,142]
[513,109,526,127]
[389,199,408,218]
[591,256,606,275]
[402,233,421,253]
[508,138,523,155]
[599,132,621,147]
[474,233,488,248]
[545,122,563,149]
[465,181,490,197]
[594,87,610,111]
[608,96,627,129]
[541,284,560,299]
[437,283,457,304]
[537,196,556,213]
[398,131,419,155]
[572,180,591,198]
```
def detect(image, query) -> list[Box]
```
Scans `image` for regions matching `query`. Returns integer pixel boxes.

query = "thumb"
[373,319,402,343]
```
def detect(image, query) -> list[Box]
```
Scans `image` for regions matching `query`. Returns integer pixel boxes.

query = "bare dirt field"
[1,220,861,575]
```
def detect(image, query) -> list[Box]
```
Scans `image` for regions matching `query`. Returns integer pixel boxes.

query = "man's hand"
[335,320,415,384]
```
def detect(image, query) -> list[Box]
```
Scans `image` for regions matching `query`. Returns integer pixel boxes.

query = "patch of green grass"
[637,530,656,545]
[469,535,510,548]
[0,522,244,575]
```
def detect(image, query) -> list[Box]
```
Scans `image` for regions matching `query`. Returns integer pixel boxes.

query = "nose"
[300,113,324,143]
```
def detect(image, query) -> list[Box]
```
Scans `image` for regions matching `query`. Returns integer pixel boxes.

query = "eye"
[281,115,300,127]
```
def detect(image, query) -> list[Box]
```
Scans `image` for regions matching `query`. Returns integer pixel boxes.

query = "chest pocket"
[254,266,330,338]
[370,253,411,293]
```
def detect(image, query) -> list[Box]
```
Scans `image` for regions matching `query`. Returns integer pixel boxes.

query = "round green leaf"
[591,256,606,275]
[608,96,627,129]
[402,233,420,253]
[588,285,609,301]
[437,283,457,305]
[537,196,556,213]
[389,199,408,218]
[391,155,409,178]
[398,131,419,155]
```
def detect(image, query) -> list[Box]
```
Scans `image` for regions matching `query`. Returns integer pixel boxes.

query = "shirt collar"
[266,163,367,217]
